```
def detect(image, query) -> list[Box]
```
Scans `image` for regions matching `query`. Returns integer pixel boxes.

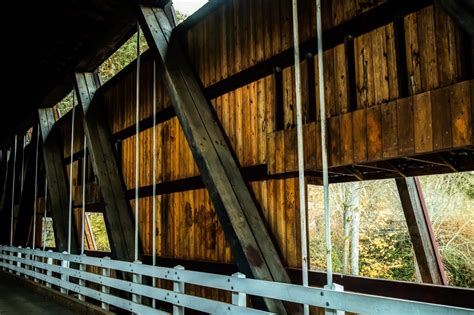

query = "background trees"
[308,172,474,288]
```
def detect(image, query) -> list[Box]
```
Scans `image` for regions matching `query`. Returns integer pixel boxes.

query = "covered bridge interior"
[0,0,473,314]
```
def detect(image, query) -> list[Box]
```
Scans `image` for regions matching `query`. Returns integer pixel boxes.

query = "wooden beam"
[0,150,11,213]
[74,72,136,263]
[403,156,454,169]
[395,177,448,285]
[138,6,297,313]
[38,108,78,253]
[435,0,474,38]
[14,125,39,246]
[0,149,13,244]
[204,0,433,99]
[436,153,458,172]
[0,150,8,210]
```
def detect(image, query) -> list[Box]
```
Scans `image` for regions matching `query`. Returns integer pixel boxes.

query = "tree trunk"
[343,196,351,274]
[342,182,361,275]
[350,183,360,276]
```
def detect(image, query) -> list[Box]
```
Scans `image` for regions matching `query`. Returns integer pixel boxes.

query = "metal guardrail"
[0,246,472,315]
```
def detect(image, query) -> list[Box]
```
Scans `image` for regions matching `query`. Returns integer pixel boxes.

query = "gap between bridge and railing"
[0,246,471,314]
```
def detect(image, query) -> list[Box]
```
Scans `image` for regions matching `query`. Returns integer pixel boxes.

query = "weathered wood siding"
[54,0,472,278]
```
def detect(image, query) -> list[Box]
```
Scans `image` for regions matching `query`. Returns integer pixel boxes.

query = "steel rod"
[43,179,48,251]
[32,124,40,249]
[135,24,141,262]
[81,136,87,254]
[68,94,76,254]
[152,60,157,308]
[10,135,18,246]
[291,0,309,314]
[20,135,26,192]
[315,0,333,287]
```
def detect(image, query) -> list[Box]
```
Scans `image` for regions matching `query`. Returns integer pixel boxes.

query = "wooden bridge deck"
[0,274,74,315]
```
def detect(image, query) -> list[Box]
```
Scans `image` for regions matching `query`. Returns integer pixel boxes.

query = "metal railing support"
[173,265,185,315]
[232,272,247,307]
[60,251,69,294]
[101,256,111,310]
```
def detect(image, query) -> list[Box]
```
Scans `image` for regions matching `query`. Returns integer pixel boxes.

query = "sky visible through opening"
[173,0,208,15]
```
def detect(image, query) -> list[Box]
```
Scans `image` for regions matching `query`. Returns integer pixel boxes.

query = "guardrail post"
[132,260,143,310]
[60,251,69,294]
[324,283,345,315]
[33,250,40,283]
[0,246,5,271]
[1,246,8,272]
[231,272,246,307]
[101,256,111,311]
[16,246,22,275]
[8,247,13,273]
[173,265,185,315]
[46,250,53,288]
[24,247,31,279]
[78,254,86,301]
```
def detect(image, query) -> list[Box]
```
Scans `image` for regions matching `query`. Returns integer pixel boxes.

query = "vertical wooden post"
[38,108,78,253]
[60,251,69,294]
[8,247,14,273]
[132,260,143,309]
[173,265,185,315]
[0,247,5,271]
[46,250,53,288]
[24,246,30,279]
[395,177,448,284]
[101,256,111,310]
[16,246,22,276]
[34,251,40,283]
[232,272,246,307]
[74,72,136,263]
[79,254,86,301]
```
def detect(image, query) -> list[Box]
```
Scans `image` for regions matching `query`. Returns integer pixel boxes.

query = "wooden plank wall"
[49,0,473,304]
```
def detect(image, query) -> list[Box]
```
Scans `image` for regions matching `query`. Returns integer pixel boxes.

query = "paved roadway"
[0,273,75,315]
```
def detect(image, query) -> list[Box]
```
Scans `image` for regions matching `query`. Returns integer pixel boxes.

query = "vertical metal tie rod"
[68,93,76,254]
[32,123,40,249]
[10,135,18,246]
[315,0,333,287]
[152,59,157,308]
[291,1,309,314]
[43,178,48,251]
[20,134,26,192]
[135,23,141,263]
[81,135,87,254]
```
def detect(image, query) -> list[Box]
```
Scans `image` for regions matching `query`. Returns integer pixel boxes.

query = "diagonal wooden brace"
[396,177,448,285]
[74,72,136,263]
[38,108,79,253]
[138,5,300,313]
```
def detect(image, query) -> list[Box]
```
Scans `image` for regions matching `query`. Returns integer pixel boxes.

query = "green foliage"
[99,31,148,84]
[42,217,56,248]
[308,172,474,288]
[87,213,111,252]
[175,11,189,24]
[56,10,186,116]
[57,91,74,117]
